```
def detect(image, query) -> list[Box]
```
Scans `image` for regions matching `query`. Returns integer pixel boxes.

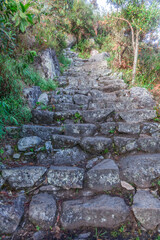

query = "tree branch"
[114,16,135,52]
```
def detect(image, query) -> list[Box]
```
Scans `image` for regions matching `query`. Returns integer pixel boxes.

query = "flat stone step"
[52,135,80,148]
[80,137,112,154]
[61,195,130,229]
[21,125,63,140]
[118,109,157,123]
[64,124,97,137]
[102,83,127,92]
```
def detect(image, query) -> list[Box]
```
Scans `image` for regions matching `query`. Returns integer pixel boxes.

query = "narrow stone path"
[1,49,160,238]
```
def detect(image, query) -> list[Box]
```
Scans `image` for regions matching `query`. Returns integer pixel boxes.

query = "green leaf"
[20,2,25,13]
[26,14,33,24]
[24,3,31,11]
[20,12,27,19]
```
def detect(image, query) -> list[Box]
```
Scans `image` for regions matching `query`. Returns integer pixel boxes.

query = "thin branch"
[114,16,135,52]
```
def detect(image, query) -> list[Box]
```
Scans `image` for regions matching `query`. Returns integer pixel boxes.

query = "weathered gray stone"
[53,147,88,166]
[0,195,25,234]
[47,166,84,189]
[86,156,104,169]
[81,137,112,154]
[18,136,42,151]
[103,83,127,92]
[13,153,21,159]
[0,176,4,189]
[2,166,47,189]
[100,122,116,135]
[138,137,160,153]
[132,190,160,230]
[114,137,138,153]
[73,94,91,105]
[29,193,57,229]
[38,93,49,105]
[32,231,45,240]
[45,141,53,153]
[86,159,120,191]
[32,110,54,124]
[34,48,60,79]
[141,123,160,134]
[120,154,160,188]
[117,123,140,134]
[5,144,14,156]
[21,125,62,140]
[23,86,41,108]
[66,34,77,48]
[82,109,114,123]
[65,124,97,137]
[90,52,110,62]
[130,87,156,108]
[118,110,157,123]
[61,195,130,229]
[52,135,80,148]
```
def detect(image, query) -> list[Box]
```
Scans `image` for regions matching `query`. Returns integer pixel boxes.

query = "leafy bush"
[0,55,57,138]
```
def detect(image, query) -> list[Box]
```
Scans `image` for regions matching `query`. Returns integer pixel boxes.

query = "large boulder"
[29,193,57,229]
[61,195,130,229]
[132,190,160,230]
[86,159,120,191]
[23,86,42,108]
[120,154,160,188]
[34,48,60,79]
[18,136,42,151]
[0,195,25,234]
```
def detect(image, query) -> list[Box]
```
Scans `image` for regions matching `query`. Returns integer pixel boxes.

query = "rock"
[86,156,104,169]
[121,181,134,191]
[23,86,42,108]
[21,125,62,140]
[141,123,160,134]
[66,34,77,48]
[132,190,160,230]
[114,137,138,153]
[38,93,49,105]
[52,135,80,148]
[0,176,4,189]
[118,110,157,123]
[82,109,114,123]
[47,166,84,189]
[73,94,91,105]
[117,123,140,134]
[76,232,91,240]
[32,231,45,240]
[53,147,88,166]
[64,124,97,137]
[130,87,156,108]
[13,153,21,159]
[61,195,130,229]
[86,159,120,191]
[120,154,160,188]
[45,141,53,153]
[0,195,25,234]
[2,166,47,189]
[103,83,127,92]
[37,152,54,165]
[90,52,110,62]
[29,193,57,229]
[138,137,160,153]
[81,137,112,154]
[34,48,60,79]
[32,110,54,124]
[5,144,14,156]
[18,136,42,151]
[100,122,116,135]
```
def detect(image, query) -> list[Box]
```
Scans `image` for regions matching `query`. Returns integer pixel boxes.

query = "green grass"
[0,55,57,138]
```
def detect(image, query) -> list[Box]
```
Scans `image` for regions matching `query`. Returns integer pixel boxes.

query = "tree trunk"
[132,31,139,84]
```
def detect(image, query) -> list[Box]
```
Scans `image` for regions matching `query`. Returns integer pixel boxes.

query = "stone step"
[64,123,97,137]
[118,109,157,123]
[61,195,130,229]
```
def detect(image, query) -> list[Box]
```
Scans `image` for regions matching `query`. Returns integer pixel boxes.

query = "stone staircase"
[1,49,160,239]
